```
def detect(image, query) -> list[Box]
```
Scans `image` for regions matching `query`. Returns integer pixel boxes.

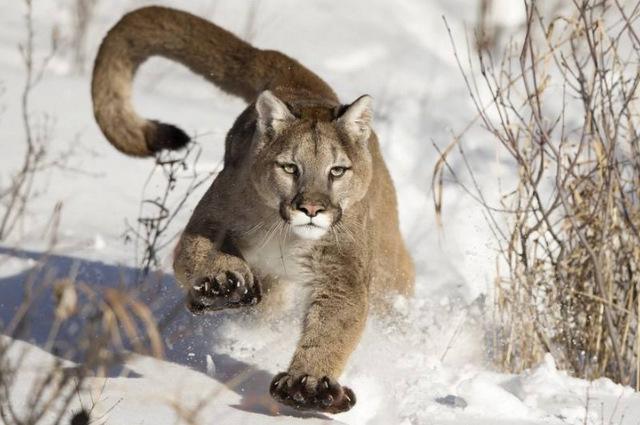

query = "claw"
[277,378,287,391]
[211,279,220,294]
[270,373,286,393]
[321,395,333,406]
[187,269,259,314]
[270,373,356,413]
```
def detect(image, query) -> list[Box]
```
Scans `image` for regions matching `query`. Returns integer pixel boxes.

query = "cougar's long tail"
[92,6,337,156]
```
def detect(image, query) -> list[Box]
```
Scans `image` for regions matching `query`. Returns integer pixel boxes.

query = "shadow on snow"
[0,245,329,421]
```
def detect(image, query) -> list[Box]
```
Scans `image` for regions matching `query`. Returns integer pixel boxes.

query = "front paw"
[186,265,261,314]
[270,372,356,414]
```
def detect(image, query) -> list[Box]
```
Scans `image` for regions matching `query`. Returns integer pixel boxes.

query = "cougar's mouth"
[297,222,324,231]
[289,213,331,240]
[291,222,329,240]
[278,200,336,240]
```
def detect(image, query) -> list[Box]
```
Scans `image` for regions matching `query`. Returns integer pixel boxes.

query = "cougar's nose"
[297,202,325,218]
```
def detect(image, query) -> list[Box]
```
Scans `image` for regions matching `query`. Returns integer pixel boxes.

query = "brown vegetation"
[436,0,640,388]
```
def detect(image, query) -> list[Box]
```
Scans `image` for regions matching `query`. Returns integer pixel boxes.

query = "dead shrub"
[436,0,640,387]
[124,140,218,281]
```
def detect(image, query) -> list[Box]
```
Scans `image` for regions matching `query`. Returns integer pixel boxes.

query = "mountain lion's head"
[250,91,373,240]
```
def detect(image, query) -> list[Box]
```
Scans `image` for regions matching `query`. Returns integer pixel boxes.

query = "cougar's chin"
[291,224,328,240]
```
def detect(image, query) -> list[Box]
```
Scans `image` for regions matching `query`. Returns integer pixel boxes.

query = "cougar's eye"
[330,166,348,178]
[281,163,298,175]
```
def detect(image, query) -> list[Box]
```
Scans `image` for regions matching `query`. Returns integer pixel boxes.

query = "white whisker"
[259,220,281,249]
[278,222,290,274]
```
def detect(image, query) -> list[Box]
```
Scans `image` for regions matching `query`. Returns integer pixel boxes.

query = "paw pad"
[269,372,356,413]
[186,271,260,314]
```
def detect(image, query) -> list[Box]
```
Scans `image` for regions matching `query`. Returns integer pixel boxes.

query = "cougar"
[92,6,414,414]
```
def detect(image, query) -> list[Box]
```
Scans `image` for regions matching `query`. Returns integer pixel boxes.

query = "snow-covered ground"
[1,0,639,424]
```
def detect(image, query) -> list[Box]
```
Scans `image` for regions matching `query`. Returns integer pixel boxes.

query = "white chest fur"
[240,232,310,284]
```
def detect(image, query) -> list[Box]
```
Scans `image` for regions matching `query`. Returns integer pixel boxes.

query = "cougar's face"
[250,92,373,240]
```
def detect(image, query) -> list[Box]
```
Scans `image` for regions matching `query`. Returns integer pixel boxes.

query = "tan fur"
[92,6,414,413]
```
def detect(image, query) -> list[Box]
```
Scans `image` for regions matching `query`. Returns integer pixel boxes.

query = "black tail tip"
[145,120,191,153]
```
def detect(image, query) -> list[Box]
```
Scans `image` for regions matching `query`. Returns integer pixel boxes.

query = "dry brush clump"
[0,0,59,241]
[124,139,218,281]
[0,0,78,243]
[0,265,165,425]
[436,0,640,387]
[0,2,225,423]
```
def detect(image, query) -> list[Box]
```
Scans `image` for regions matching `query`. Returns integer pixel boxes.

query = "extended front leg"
[270,274,368,413]
[174,232,261,314]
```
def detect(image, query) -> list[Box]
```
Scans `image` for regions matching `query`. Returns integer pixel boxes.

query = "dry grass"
[0,0,58,241]
[435,0,640,388]
[0,265,164,425]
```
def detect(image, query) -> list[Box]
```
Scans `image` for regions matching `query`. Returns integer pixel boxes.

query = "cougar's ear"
[337,95,373,141]
[255,90,295,136]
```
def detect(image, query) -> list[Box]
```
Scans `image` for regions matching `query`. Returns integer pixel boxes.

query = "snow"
[1,0,639,424]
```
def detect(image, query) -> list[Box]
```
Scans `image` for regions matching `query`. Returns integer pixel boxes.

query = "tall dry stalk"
[124,140,218,281]
[0,0,58,241]
[435,0,640,388]
[69,0,99,74]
